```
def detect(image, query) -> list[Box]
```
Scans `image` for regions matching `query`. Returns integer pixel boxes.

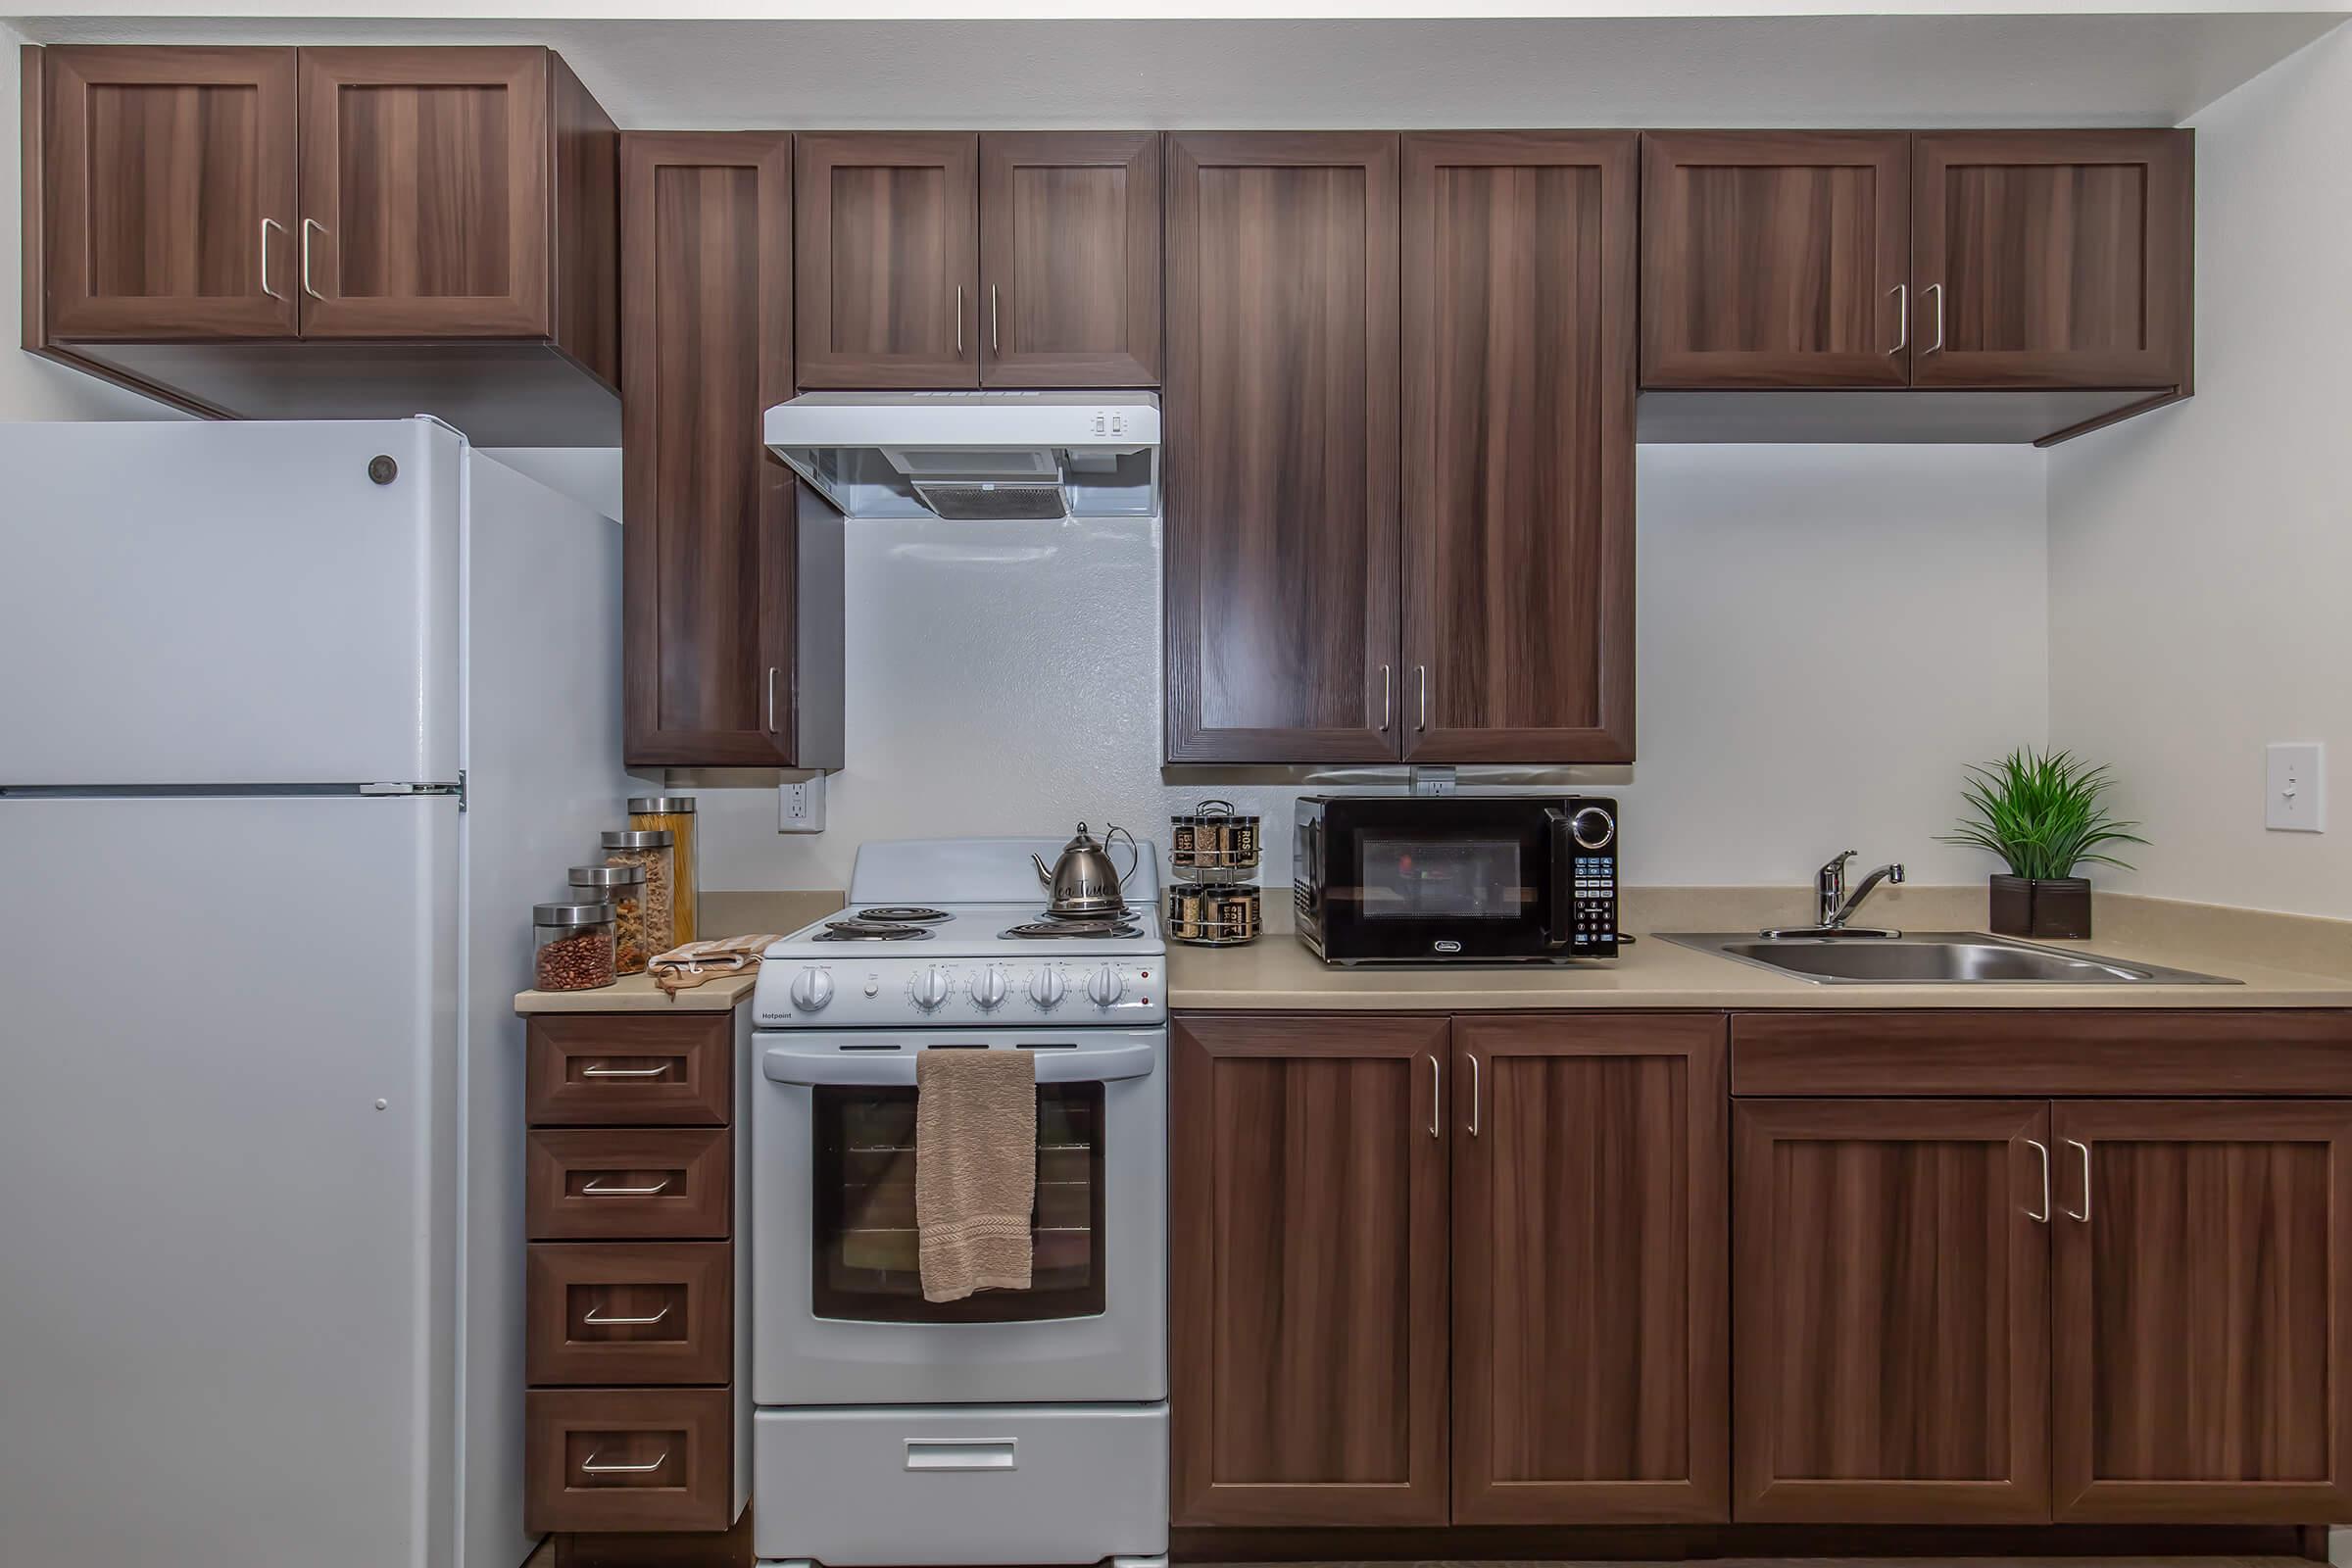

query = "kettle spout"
[1030,854,1053,884]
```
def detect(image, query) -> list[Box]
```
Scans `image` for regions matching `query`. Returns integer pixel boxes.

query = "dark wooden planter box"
[1989,874,2092,940]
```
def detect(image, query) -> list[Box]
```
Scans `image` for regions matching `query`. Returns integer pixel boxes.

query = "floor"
[517,1553,2318,1568]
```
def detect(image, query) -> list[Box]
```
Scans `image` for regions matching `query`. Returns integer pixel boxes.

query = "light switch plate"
[2266,742,2326,832]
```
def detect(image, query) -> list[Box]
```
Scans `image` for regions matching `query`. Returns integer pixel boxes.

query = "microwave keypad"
[1572,856,1617,951]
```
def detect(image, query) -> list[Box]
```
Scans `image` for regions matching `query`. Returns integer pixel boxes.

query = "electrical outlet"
[779,773,827,834]
[2266,742,2326,832]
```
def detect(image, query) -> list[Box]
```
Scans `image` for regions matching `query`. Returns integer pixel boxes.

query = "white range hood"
[764,390,1161,521]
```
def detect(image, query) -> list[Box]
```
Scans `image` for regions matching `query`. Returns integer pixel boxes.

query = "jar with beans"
[568,862,651,974]
[601,828,675,962]
[533,902,616,992]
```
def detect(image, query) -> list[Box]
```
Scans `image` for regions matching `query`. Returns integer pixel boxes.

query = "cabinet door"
[1170,1013,1448,1525]
[1402,131,1636,764]
[1164,132,1401,764]
[978,131,1160,387]
[296,48,553,339]
[1452,1014,1727,1523]
[620,133,806,766]
[40,46,299,339]
[2051,1100,2352,1522]
[796,131,978,389]
[1732,1099,2051,1523]
[1912,130,2192,390]
[1640,131,1910,388]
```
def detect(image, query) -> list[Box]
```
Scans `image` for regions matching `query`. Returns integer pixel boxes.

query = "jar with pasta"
[601,828,675,962]
[627,795,698,946]
[568,862,651,974]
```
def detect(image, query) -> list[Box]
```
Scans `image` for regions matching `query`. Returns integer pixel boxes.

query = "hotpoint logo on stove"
[1432,940,1462,954]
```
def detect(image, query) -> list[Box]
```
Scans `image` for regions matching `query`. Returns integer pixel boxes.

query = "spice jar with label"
[602,828,675,961]
[533,902,616,992]
[627,796,698,946]
[568,862,650,974]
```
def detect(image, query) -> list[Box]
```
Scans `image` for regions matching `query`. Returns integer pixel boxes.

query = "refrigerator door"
[0,418,461,785]
[0,795,461,1568]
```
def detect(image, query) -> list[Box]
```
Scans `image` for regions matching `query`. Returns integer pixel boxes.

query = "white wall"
[2047,22,2352,920]
[0,22,180,420]
[683,445,2049,894]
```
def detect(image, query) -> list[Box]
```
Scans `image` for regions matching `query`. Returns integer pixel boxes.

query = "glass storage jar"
[533,902,616,992]
[627,796,698,946]
[602,828,676,961]
[568,862,651,974]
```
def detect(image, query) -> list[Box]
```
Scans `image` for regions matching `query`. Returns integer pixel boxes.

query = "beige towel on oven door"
[914,1048,1037,1302]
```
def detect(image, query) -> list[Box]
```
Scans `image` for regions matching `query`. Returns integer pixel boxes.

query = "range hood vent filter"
[911,479,1071,521]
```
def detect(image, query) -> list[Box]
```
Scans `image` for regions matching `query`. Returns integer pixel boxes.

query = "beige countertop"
[1167,887,2352,1011]
[514,889,842,1015]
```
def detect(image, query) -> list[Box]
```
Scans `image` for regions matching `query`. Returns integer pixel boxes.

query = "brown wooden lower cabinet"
[526,1387,734,1534]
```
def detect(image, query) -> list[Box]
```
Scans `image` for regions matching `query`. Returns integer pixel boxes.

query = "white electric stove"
[750,838,1169,1568]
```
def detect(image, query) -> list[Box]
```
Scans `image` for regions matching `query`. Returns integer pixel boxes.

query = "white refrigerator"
[0,418,629,1568]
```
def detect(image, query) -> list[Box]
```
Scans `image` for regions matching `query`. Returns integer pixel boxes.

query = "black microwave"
[1293,795,1618,964]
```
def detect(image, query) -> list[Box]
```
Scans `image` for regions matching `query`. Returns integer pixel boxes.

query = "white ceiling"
[13,10,2344,128]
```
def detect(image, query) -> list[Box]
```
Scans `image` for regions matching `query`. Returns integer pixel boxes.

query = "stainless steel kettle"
[1031,822,1140,916]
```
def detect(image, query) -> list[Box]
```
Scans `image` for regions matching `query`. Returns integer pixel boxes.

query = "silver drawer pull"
[906,1438,1016,1472]
[580,1448,668,1475]
[582,1176,672,1197]
[584,1303,671,1327]
[581,1062,671,1078]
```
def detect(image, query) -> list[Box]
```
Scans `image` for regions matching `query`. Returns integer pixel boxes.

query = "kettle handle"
[1104,824,1140,888]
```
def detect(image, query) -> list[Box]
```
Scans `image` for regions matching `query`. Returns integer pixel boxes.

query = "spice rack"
[1165,800,1262,947]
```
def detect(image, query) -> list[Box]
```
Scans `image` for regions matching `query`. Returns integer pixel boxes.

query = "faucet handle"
[1819,849,1858,881]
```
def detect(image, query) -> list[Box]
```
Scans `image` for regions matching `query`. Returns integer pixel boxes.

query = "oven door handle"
[1544,806,1573,949]
[762,1043,1156,1088]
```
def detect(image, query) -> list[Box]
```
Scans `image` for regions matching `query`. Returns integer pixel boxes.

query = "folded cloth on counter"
[649,934,782,996]
[915,1048,1037,1302]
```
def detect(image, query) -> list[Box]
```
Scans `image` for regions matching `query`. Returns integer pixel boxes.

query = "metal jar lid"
[601,828,675,849]
[534,901,614,926]
[568,863,646,889]
[627,796,697,814]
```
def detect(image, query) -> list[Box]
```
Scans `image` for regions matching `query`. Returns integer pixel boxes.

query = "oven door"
[1320,797,1572,961]
[752,1029,1167,1407]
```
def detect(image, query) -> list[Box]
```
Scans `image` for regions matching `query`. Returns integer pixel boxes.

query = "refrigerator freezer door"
[0,795,460,1568]
[0,418,461,785]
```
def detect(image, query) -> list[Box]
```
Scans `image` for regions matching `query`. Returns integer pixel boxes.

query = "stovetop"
[775,902,1162,958]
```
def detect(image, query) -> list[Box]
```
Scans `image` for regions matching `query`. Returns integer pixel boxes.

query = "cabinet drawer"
[528,1242,731,1387]
[527,1013,732,1126]
[528,1127,731,1240]
[524,1386,732,1534]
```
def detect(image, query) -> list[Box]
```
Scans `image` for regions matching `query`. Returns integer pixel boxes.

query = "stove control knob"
[1086,963,1125,1007]
[910,966,954,1010]
[1028,966,1066,1008]
[789,967,834,1012]
[970,964,1008,1010]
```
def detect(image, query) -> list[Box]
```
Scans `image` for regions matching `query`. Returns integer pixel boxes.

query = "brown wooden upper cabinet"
[1641,131,1910,388]
[620,131,842,770]
[796,130,1160,389]
[1164,132,1401,764]
[1403,131,1636,763]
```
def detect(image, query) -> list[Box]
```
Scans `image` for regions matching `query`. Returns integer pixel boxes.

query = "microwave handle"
[1544,807,1573,950]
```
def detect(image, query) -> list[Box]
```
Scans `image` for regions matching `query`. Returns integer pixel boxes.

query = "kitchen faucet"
[1762,850,1906,939]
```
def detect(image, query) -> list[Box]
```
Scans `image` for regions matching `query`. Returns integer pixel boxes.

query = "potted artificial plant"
[1937,748,2147,940]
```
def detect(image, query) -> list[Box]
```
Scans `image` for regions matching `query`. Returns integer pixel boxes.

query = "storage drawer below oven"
[753,1402,1168,1566]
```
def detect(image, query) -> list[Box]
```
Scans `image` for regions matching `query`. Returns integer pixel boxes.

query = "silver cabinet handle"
[581,1062,671,1079]
[1886,282,1907,356]
[261,218,286,301]
[583,1176,672,1197]
[1923,282,1945,355]
[300,219,327,301]
[1427,1054,1440,1139]
[580,1449,667,1475]
[1377,664,1392,730]
[583,1302,671,1326]
[991,283,1001,354]
[1416,665,1428,731]
[2024,1138,2051,1223]
[2064,1138,2091,1222]
[956,284,965,357]
[1466,1053,1481,1138]
[766,665,779,734]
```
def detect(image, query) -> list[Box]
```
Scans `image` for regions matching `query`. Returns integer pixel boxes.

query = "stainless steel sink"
[1661,930,2238,986]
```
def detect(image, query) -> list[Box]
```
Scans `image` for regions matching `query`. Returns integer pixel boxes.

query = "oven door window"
[1359,836,1527,919]
[812,1081,1107,1323]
